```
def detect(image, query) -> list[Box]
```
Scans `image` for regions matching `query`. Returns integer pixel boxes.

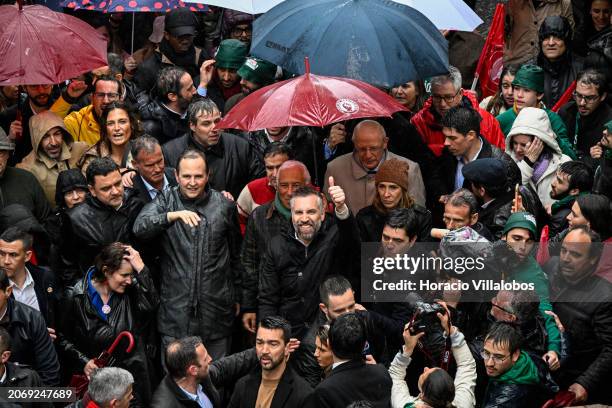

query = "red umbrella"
[218,58,408,131]
[0,2,108,85]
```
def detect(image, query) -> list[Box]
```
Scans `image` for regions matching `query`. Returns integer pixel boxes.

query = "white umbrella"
[188,0,284,14]
[393,0,483,31]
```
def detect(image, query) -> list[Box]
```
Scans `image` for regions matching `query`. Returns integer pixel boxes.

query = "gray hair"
[430,65,462,93]
[131,135,161,160]
[88,367,134,405]
[289,185,324,213]
[277,160,311,185]
[188,99,219,125]
[352,119,387,143]
[447,188,479,215]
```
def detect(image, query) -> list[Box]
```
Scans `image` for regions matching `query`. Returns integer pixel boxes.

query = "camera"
[410,302,446,334]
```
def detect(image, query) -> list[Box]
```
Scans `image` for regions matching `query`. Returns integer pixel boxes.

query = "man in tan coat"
[323,120,426,215]
[18,111,88,206]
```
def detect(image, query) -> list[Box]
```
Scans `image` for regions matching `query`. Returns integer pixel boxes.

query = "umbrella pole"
[131,13,135,55]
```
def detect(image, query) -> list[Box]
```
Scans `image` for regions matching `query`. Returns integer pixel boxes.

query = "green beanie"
[605,119,612,133]
[503,211,537,239]
[215,39,248,70]
[512,64,545,94]
[238,57,277,86]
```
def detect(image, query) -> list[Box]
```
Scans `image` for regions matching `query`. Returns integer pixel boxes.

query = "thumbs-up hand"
[328,176,347,210]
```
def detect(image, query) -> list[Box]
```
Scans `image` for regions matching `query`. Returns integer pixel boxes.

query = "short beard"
[550,189,569,200]
[30,95,51,108]
[294,220,321,242]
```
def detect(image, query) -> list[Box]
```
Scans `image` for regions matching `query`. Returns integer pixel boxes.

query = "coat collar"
[242,366,297,408]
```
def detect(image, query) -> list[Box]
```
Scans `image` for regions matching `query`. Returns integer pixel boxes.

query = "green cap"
[503,211,537,239]
[215,39,248,70]
[512,64,545,94]
[605,119,612,133]
[237,57,277,86]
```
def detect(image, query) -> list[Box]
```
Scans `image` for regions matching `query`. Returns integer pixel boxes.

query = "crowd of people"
[0,0,611,407]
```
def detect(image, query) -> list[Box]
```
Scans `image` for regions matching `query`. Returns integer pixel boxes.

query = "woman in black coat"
[356,158,432,243]
[57,242,159,407]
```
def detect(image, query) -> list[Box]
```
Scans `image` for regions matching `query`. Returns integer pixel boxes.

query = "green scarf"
[551,191,588,214]
[274,194,292,220]
[494,351,539,385]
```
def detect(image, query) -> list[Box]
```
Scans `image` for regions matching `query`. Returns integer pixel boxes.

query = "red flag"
[551,81,576,112]
[474,3,505,98]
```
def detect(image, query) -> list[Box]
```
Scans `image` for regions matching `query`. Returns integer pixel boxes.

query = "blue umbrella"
[250,0,449,88]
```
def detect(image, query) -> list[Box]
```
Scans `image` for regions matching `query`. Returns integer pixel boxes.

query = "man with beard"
[0,84,55,165]
[163,98,263,199]
[17,111,88,206]
[140,67,197,145]
[548,161,593,236]
[548,226,612,404]
[224,57,277,113]
[500,212,561,368]
[134,8,207,93]
[50,76,122,146]
[228,316,312,407]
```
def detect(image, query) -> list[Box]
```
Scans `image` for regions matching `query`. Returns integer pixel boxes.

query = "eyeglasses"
[231,27,252,36]
[93,92,120,100]
[491,301,515,316]
[480,350,510,364]
[573,91,600,104]
[431,89,461,104]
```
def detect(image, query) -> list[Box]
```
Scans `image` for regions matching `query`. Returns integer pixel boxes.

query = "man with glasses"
[411,65,505,157]
[480,322,555,407]
[559,69,611,167]
[134,8,208,94]
[496,64,576,159]
[324,119,425,215]
[50,75,122,146]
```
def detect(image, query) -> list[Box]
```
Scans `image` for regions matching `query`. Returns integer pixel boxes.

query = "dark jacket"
[1,298,60,386]
[558,100,612,169]
[356,204,432,243]
[133,186,243,341]
[538,51,583,108]
[0,362,52,408]
[139,99,190,145]
[63,191,144,280]
[548,194,576,237]
[18,263,59,328]
[0,167,51,224]
[0,99,46,165]
[228,366,312,408]
[478,191,514,241]
[0,204,52,266]
[547,257,612,404]
[240,201,291,312]
[129,167,178,204]
[593,150,612,200]
[243,127,327,187]
[163,132,264,199]
[151,347,258,408]
[57,267,159,407]
[258,213,360,338]
[305,359,392,408]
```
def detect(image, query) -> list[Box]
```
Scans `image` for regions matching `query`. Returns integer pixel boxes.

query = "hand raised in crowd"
[328,176,347,212]
[84,359,100,378]
[435,301,453,336]
[544,310,565,332]
[121,170,136,188]
[167,210,201,227]
[8,120,22,140]
[199,59,216,89]
[66,79,88,99]
[123,245,145,273]
[328,123,347,149]
[242,312,257,333]
[221,190,235,202]
[402,323,425,356]
[590,142,603,159]
[524,138,544,163]
[287,338,300,354]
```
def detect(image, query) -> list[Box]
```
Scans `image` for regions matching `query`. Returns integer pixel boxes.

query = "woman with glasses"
[480,65,520,117]
[58,242,159,407]
[356,158,432,243]
[506,107,572,208]
[78,102,139,175]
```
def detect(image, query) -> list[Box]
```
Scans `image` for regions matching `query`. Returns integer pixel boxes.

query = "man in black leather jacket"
[63,158,144,282]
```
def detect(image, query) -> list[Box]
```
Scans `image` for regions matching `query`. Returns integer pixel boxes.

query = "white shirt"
[10,268,39,311]
[455,138,484,190]
[179,384,213,408]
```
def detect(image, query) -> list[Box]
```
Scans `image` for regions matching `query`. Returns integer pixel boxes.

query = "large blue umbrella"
[250,0,449,88]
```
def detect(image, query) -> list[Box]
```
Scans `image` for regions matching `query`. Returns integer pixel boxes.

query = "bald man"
[323,120,426,214]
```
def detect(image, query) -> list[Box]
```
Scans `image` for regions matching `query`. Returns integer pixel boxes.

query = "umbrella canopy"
[392,0,482,31]
[61,0,208,13]
[0,4,108,85]
[250,0,448,88]
[187,0,283,14]
[218,59,408,131]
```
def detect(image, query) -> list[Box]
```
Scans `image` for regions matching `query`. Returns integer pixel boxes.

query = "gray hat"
[0,128,15,151]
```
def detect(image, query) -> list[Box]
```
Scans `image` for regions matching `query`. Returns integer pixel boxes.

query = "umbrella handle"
[304,57,310,75]
[106,331,135,355]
